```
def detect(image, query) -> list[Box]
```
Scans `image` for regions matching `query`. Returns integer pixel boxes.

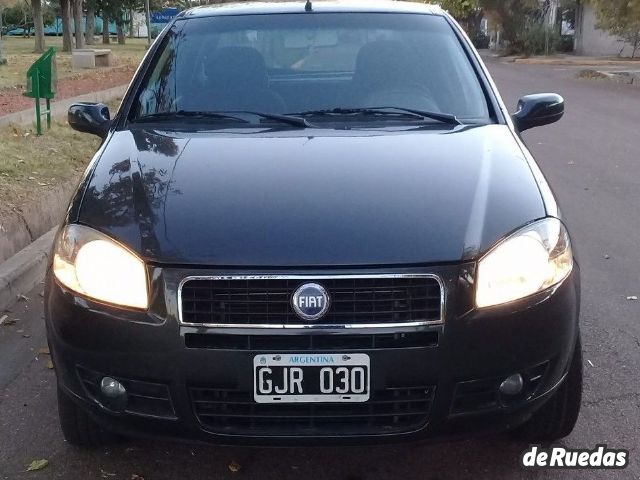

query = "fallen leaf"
[22,334,31,338]
[627,296,638,301]
[228,461,241,473]
[46,359,54,369]
[38,347,50,355]
[26,459,49,471]
[18,294,29,302]
[0,315,16,326]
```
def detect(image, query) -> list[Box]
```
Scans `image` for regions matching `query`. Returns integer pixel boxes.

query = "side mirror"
[512,93,564,132]
[68,102,111,139]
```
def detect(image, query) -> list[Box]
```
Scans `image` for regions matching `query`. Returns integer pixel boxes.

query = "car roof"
[181,1,444,19]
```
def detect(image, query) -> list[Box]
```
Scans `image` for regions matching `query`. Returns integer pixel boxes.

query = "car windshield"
[131,12,491,125]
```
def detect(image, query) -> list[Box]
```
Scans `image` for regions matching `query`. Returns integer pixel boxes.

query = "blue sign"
[151,8,179,24]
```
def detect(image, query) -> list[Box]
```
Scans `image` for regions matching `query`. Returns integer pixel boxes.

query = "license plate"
[253,353,370,403]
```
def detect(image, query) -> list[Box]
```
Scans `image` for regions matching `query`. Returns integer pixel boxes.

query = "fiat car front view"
[46,1,581,447]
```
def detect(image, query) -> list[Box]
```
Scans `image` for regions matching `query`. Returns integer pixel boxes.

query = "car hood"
[77,125,546,266]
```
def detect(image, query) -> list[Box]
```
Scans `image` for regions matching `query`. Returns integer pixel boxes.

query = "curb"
[577,69,640,86]
[0,83,128,128]
[513,58,640,67]
[0,179,77,264]
[0,227,56,312]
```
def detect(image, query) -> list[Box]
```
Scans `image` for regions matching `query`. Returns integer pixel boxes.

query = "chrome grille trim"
[177,274,445,329]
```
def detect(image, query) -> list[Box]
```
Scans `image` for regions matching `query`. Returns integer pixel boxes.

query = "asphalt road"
[1,59,639,479]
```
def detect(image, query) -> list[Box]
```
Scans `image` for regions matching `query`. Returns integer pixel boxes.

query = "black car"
[47,1,581,447]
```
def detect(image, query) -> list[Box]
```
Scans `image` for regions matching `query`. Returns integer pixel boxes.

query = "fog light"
[499,374,524,396]
[100,377,126,398]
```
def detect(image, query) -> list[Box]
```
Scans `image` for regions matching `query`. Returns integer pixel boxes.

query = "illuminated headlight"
[476,218,573,308]
[52,224,148,309]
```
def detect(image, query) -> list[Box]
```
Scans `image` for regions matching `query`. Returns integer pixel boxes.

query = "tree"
[2,1,51,38]
[85,0,95,44]
[72,0,84,48]
[478,0,539,46]
[32,0,45,52]
[99,0,110,43]
[440,0,479,21]
[0,2,6,65]
[440,0,486,42]
[60,0,73,51]
[589,0,640,58]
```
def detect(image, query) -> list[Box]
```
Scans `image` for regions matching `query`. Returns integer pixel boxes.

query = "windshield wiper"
[228,111,314,128]
[289,107,461,125]
[134,110,251,124]
[136,110,313,128]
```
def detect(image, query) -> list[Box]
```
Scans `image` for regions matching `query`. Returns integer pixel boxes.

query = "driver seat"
[351,40,436,110]
[200,47,286,113]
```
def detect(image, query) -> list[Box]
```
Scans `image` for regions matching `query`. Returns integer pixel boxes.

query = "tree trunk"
[116,17,125,44]
[0,7,5,65]
[633,32,640,59]
[102,11,110,44]
[61,0,73,52]
[73,0,85,49]
[32,0,46,53]
[85,7,95,44]
[129,9,134,38]
[145,0,151,45]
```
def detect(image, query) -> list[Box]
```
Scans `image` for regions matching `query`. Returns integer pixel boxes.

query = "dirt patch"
[0,65,135,116]
[576,69,609,80]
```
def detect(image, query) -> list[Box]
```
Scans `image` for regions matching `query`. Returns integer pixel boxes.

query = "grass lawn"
[0,36,147,90]
[0,99,120,217]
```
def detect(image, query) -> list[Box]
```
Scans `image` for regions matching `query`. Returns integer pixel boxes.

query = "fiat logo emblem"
[292,283,330,321]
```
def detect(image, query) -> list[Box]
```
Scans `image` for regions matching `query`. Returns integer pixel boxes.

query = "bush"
[558,35,575,53]
[511,24,561,56]
[472,31,490,49]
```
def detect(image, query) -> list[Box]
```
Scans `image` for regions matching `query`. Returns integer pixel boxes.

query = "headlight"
[52,224,149,309]
[476,218,573,308]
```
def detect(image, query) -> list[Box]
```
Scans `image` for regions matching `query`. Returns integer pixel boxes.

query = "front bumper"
[45,263,580,446]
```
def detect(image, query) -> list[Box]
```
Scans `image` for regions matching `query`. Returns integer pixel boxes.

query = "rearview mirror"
[68,102,111,139]
[512,93,564,132]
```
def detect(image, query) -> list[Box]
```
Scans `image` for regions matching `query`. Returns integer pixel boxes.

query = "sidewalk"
[480,50,640,68]
[0,83,127,128]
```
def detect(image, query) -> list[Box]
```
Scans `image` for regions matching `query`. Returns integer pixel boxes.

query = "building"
[574,2,636,57]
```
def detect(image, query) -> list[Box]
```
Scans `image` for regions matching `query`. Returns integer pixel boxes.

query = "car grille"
[190,385,435,436]
[184,331,439,350]
[179,275,442,327]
